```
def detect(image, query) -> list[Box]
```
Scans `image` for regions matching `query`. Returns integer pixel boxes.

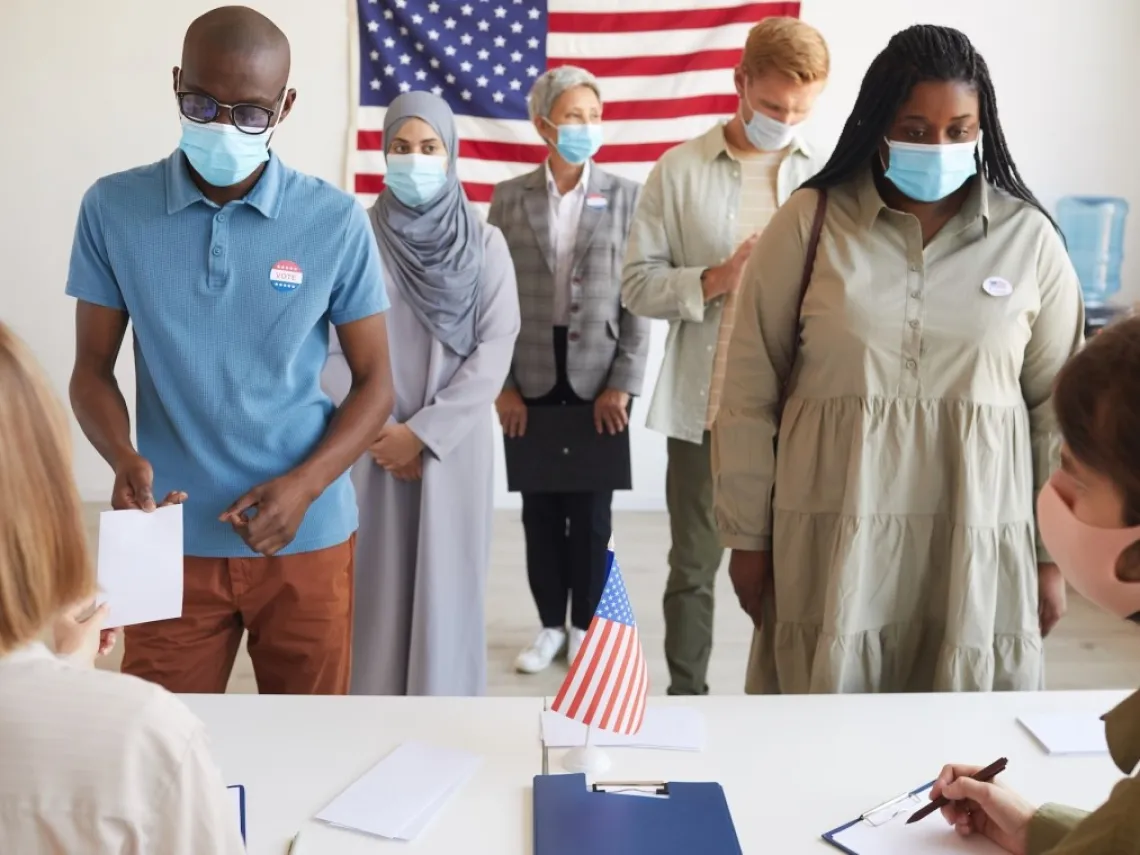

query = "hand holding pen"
[915,758,1037,854]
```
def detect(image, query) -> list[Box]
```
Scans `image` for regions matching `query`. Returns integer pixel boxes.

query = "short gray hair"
[526,66,602,122]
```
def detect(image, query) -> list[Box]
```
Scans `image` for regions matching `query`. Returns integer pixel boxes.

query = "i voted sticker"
[270,260,303,293]
[982,276,1013,297]
[585,194,608,210]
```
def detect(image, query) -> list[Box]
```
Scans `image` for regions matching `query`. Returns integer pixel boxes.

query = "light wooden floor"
[88,508,1140,695]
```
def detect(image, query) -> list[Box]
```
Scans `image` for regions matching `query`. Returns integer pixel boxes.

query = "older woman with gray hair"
[488,66,651,676]
[323,91,520,696]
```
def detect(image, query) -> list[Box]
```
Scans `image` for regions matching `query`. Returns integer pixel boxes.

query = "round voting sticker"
[982,276,1013,297]
[270,260,303,293]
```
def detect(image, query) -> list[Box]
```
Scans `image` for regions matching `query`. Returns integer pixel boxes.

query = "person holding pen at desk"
[0,323,243,854]
[931,316,1140,854]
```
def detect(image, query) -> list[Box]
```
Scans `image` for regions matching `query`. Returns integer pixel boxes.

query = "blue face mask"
[385,153,449,207]
[883,133,981,203]
[742,94,795,151]
[550,122,603,165]
[178,117,275,188]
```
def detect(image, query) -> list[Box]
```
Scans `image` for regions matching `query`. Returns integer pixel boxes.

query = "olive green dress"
[713,170,1085,693]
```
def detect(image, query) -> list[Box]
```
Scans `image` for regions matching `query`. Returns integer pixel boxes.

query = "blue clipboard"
[821,780,936,855]
[228,784,247,845]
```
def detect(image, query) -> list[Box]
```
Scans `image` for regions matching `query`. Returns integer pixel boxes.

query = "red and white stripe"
[350,0,801,210]
[550,614,648,736]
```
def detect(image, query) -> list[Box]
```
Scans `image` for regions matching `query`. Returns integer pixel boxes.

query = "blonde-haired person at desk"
[0,322,243,854]
[931,316,1140,855]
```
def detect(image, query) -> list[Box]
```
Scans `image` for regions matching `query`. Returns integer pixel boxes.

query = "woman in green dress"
[713,24,1084,693]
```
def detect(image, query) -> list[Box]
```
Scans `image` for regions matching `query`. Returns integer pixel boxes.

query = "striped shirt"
[705,144,783,427]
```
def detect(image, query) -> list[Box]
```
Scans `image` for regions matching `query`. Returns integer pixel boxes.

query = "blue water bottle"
[1056,196,1129,308]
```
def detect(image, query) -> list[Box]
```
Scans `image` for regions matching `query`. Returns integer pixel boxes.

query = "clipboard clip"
[592,780,670,796]
[858,789,924,827]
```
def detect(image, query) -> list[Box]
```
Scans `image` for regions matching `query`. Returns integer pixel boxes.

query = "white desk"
[546,690,1130,853]
[183,695,545,855]
[186,690,1131,855]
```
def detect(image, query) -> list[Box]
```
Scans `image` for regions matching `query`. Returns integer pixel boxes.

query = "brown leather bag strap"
[777,189,828,417]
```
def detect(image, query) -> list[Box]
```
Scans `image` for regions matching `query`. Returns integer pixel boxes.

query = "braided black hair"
[803,24,1056,229]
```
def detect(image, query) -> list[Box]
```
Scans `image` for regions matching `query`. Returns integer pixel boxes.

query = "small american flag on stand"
[550,538,648,735]
[350,0,802,212]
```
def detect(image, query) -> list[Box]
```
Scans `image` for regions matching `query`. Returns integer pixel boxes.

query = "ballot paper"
[316,741,481,841]
[825,790,1007,854]
[96,505,184,628]
[541,706,705,751]
[1018,712,1109,755]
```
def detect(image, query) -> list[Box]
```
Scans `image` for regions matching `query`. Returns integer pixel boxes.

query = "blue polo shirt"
[66,152,388,558]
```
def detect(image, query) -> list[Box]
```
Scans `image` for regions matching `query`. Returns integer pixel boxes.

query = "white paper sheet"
[541,706,705,751]
[828,791,1006,854]
[1018,712,1109,755]
[96,505,184,628]
[316,741,481,841]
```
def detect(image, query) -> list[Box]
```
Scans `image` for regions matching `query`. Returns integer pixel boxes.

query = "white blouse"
[0,643,244,854]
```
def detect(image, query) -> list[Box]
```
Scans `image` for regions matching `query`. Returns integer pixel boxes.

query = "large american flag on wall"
[350,0,801,211]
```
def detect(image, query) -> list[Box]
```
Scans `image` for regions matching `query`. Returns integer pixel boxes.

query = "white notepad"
[96,505,184,628]
[1018,712,1109,755]
[541,706,705,751]
[826,790,1006,854]
[316,741,481,841]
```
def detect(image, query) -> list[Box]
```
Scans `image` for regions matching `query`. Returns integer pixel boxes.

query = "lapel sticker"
[270,260,303,293]
[982,276,1012,297]
[585,194,608,210]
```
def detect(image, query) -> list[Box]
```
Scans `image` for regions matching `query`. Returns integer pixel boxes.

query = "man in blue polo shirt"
[67,7,394,695]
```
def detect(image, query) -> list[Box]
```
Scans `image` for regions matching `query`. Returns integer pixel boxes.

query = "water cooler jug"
[1055,196,1129,336]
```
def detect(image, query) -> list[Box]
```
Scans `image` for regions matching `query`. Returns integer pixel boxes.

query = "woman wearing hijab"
[322,92,520,696]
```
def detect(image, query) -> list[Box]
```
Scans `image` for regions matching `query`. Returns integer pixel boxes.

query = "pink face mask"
[1037,481,1140,622]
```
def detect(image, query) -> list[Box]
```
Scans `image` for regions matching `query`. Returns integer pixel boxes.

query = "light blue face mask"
[385,153,449,207]
[883,133,981,202]
[742,93,795,151]
[549,122,603,165]
[178,118,276,187]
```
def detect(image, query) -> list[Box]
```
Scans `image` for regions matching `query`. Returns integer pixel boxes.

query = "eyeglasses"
[176,91,282,135]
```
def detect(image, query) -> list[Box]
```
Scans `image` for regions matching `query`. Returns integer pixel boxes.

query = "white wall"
[2,0,1137,508]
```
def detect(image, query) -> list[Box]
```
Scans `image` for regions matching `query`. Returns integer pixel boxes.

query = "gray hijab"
[371,91,484,357]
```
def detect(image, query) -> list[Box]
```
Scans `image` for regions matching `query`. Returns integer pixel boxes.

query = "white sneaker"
[568,627,587,665]
[515,628,567,674]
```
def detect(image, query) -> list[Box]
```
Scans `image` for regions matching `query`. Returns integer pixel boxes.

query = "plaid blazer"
[488,163,651,401]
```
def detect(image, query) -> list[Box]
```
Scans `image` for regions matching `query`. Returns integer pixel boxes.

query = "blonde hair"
[0,322,93,654]
[741,16,830,84]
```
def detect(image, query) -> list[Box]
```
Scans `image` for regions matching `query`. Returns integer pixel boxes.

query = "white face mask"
[741,93,795,151]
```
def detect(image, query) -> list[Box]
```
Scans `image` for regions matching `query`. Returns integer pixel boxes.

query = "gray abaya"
[322,224,519,696]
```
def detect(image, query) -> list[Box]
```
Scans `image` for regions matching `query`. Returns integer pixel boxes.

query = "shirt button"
[910,290,921,299]
[211,246,222,257]
[728,212,736,220]
[707,345,714,352]
[570,303,580,313]
[909,264,920,272]
[568,331,580,342]
[909,319,920,329]
[216,213,226,223]
[906,359,917,370]
[699,389,707,397]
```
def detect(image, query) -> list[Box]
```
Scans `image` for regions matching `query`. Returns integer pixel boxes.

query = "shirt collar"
[545,159,590,198]
[854,167,990,236]
[164,150,285,219]
[700,121,812,163]
[1103,687,1140,775]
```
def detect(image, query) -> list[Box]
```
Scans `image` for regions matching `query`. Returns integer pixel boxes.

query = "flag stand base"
[561,745,611,776]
